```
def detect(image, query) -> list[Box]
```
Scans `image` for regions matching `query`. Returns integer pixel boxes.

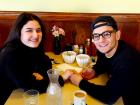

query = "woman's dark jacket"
[0,40,64,105]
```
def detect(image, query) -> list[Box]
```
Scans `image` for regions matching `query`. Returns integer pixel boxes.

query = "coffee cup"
[73,90,87,105]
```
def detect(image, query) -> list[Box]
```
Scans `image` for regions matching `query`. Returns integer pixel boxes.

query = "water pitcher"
[46,69,62,105]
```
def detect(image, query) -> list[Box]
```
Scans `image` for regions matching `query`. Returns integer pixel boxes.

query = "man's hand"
[70,73,83,86]
[81,68,96,80]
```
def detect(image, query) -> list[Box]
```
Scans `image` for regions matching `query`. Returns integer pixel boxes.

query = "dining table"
[5,52,123,105]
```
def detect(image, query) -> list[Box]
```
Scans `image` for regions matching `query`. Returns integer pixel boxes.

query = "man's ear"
[116,30,121,40]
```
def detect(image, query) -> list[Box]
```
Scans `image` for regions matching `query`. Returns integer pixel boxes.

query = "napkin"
[56,63,82,73]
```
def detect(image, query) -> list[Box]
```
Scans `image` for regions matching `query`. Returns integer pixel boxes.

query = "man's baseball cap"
[92,16,118,31]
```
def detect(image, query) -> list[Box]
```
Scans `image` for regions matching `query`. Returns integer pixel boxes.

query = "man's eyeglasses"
[92,30,116,41]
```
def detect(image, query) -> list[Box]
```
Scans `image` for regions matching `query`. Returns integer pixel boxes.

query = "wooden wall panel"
[0,11,140,53]
[0,21,13,48]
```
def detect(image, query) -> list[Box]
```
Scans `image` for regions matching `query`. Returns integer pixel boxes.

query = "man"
[69,16,140,105]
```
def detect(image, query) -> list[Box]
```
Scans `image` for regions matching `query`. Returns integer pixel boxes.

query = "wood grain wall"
[0,11,140,53]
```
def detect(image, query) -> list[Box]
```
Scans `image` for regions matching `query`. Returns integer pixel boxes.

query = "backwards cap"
[92,16,118,31]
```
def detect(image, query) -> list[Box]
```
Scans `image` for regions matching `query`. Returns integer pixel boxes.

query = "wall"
[0,12,140,54]
[0,1,140,53]
[0,0,140,13]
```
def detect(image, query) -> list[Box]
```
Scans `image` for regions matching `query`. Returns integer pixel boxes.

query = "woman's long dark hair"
[4,12,46,51]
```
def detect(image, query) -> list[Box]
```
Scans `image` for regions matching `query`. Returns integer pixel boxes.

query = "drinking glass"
[23,89,39,105]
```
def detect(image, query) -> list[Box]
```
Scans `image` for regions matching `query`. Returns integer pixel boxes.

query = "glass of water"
[23,89,39,105]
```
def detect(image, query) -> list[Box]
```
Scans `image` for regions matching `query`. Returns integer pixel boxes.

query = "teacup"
[76,54,90,68]
[62,51,76,64]
[73,90,87,105]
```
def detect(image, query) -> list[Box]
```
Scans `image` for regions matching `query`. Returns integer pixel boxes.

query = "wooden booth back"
[0,11,140,53]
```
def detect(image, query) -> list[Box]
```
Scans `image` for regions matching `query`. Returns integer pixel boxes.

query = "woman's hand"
[32,72,44,80]
[61,69,74,81]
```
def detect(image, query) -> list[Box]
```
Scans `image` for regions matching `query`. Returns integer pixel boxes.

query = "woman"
[0,12,65,104]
